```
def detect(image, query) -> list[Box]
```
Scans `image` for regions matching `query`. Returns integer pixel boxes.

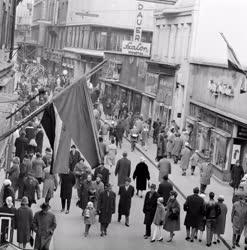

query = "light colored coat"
[215,202,228,234]
[231,200,247,234]
[180,147,192,170]
[158,159,171,182]
[200,162,213,185]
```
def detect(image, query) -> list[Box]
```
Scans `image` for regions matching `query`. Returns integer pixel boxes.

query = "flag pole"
[0,59,108,142]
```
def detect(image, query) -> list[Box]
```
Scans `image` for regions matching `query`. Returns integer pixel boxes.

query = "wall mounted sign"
[208,80,234,97]
[122,40,151,57]
[133,1,144,42]
[231,144,241,164]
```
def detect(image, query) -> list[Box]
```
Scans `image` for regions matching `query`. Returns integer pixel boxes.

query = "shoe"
[191,173,194,175]
[206,243,212,247]
[104,231,107,236]
[150,239,155,243]
[125,223,130,227]
[194,236,197,239]
[140,195,143,198]
[190,239,194,242]
[199,239,202,242]
[167,238,172,242]
[185,237,190,241]
[84,233,88,237]
[60,209,65,212]
[65,210,69,214]
[100,232,104,237]
[213,241,217,244]
[236,243,240,247]
[232,246,235,249]
[217,239,220,243]
[144,235,150,239]
[158,238,163,242]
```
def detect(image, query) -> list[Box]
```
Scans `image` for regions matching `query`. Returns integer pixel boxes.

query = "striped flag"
[41,77,101,174]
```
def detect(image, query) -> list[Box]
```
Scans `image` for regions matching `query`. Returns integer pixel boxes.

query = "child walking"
[84,201,97,237]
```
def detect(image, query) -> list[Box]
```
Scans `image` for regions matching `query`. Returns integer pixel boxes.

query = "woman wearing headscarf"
[133,157,150,198]
[0,180,15,207]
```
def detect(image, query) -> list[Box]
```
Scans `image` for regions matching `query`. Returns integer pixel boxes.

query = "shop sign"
[231,144,241,164]
[237,126,247,139]
[122,40,151,57]
[133,1,144,42]
[208,80,234,97]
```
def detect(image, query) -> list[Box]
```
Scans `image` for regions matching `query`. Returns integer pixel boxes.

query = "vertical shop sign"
[231,144,241,165]
[134,1,144,42]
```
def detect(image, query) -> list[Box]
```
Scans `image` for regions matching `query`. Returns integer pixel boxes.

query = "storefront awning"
[146,60,179,76]
[63,47,104,58]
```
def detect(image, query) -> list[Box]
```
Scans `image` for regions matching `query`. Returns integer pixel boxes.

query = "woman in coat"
[166,130,175,158]
[163,191,180,242]
[43,166,58,204]
[214,195,228,243]
[133,158,150,198]
[231,160,244,192]
[180,143,192,176]
[16,196,33,249]
[200,162,213,194]
[143,184,159,238]
[156,132,167,161]
[171,134,184,163]
[7,157,20,194]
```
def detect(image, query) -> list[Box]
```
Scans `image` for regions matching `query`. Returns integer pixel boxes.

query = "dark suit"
[157,180,173,206]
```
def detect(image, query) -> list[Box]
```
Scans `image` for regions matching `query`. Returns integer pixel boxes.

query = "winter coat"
[115,157,131,186]
[15,136,28,163]
[166,133,175,153]
[98,190,116,224]
[157,180,173,206]
[60,173,75,199]
[25,126,35,143]
[0,185,15,207]
[231,200,247,234]
[143,191,159,225]
[156,133,167,159]
[42,167,57,199]
[35,130,44,154]
[215,202,228,234]
[7,163,20,192]
[200,163,213,185]
[69,150,81,172]
[80,180,97,210]
[205,200,221,220]
[23,176,41,205]
[184,194,204,228]
[180,147,192,170]
[163,198,180,232]
[32,158,46,179]
[73,162,88,189]
[133,162,150,191]
[231,165,244,189]
[171,137,184,156]
[153,203,167,226]
[33,210,56,250]
[158,159,171,183]
[190,152,200,167]
[115,122,125,140]
[16,205,33,244]
[84,207,97,225]
[118,185,134,216]
[94,167,110,186]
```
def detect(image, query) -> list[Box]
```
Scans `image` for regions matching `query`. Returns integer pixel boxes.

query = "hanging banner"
[133,1,144,42]
[122,40,151,57]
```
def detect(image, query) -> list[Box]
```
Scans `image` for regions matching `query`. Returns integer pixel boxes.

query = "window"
[79,27,84,48]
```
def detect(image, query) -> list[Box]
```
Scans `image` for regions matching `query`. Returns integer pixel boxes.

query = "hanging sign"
[122,40,151,57]
[133,1,144,42]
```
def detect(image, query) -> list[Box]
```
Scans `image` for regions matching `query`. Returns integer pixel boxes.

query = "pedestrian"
[32,152,46,184]
[106,138,117,168]
[80,174,97,212]
[157,157,171,183]
[184,187,205,242]
[60,170,76,214]
[100,122,109,142]
[156,131,167,162]
[25,122,35,143]
[200,162,213,194]
[163,190,180,242]
[133,157,150,198]
[42,165,58,204]
[150,197,166,243]
[115,152,131,187]
[231,160,244,193]
[7,157,20,195]
[69,145,81,172]
[83,201,97,237]
[189,150,200,175]
[33,202,57,250]
[157,175,173,206]
[95,174,104,208]
[15,130,28,163]
[93,164,110,186]
[23,171,41,207]
[213,195,228,244]
[108,121,116,141]
[141,121,149,151]
[115,120,125,148]
[118,177,135,227]
[166,129,175,158]
[99,137,108,163]
[16,196,33,249]
[152,119,160,144]
[35,125,44,154]
[205,192,221,247]
[231,194,247,249]
[143,184,159,239]
[42,148,52,167]
[180,142,192,176]
[97,184,116,236]
[172,133,184,164]
[0,179,15,207]
[197,193,207,242]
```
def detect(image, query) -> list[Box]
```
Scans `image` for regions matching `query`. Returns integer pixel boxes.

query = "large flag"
[41,77,101,174]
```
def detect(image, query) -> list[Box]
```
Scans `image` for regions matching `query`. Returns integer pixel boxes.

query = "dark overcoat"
[157,180,173,206]
[215,202,228,234]
[23,176,41,205]
[98,191,116,224]
[15,136,28,163]
[156,133,167,160]
[33,211,56,250]
[184,194,205,228]
[60,173,75,199]
[143,191,159,225]
[133,162,150,191]
[115,157,131,186]
[231,165,244,189]
[35,130,44,154]
[69,150,81,172]
[80,180,96,210]
[16,205,33,244]
[94,167,110,186]
[118,185,134,216]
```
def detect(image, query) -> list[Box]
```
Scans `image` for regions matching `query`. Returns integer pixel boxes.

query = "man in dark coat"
[157,175,173,206]
[25,122,35,143]
[99,137,108,162]
[33,202,56,250]
[183,187,205,242]
[133,158,150,197]
[152,119,160,144]
[69,145,81,172]
[35,126,44,154]
[231,160,244,192]
[118,177,135,227]
[15,131,28,163]
[115,152,131,186]
[97,184,116,236]
[93,164,110,186]
[115,120,125,148]
[143,184,159,239]
[60,171,76,214]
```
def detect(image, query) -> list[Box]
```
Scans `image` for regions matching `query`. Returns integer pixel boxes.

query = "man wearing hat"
[180,142,192,176]
[115,152,131,187]
[15,130,28,163]
[118,177,135,227]
[33,202,57,250]
[93,163,110,186]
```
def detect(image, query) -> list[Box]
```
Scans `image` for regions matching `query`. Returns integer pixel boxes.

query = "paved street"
[47,139,227,250]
